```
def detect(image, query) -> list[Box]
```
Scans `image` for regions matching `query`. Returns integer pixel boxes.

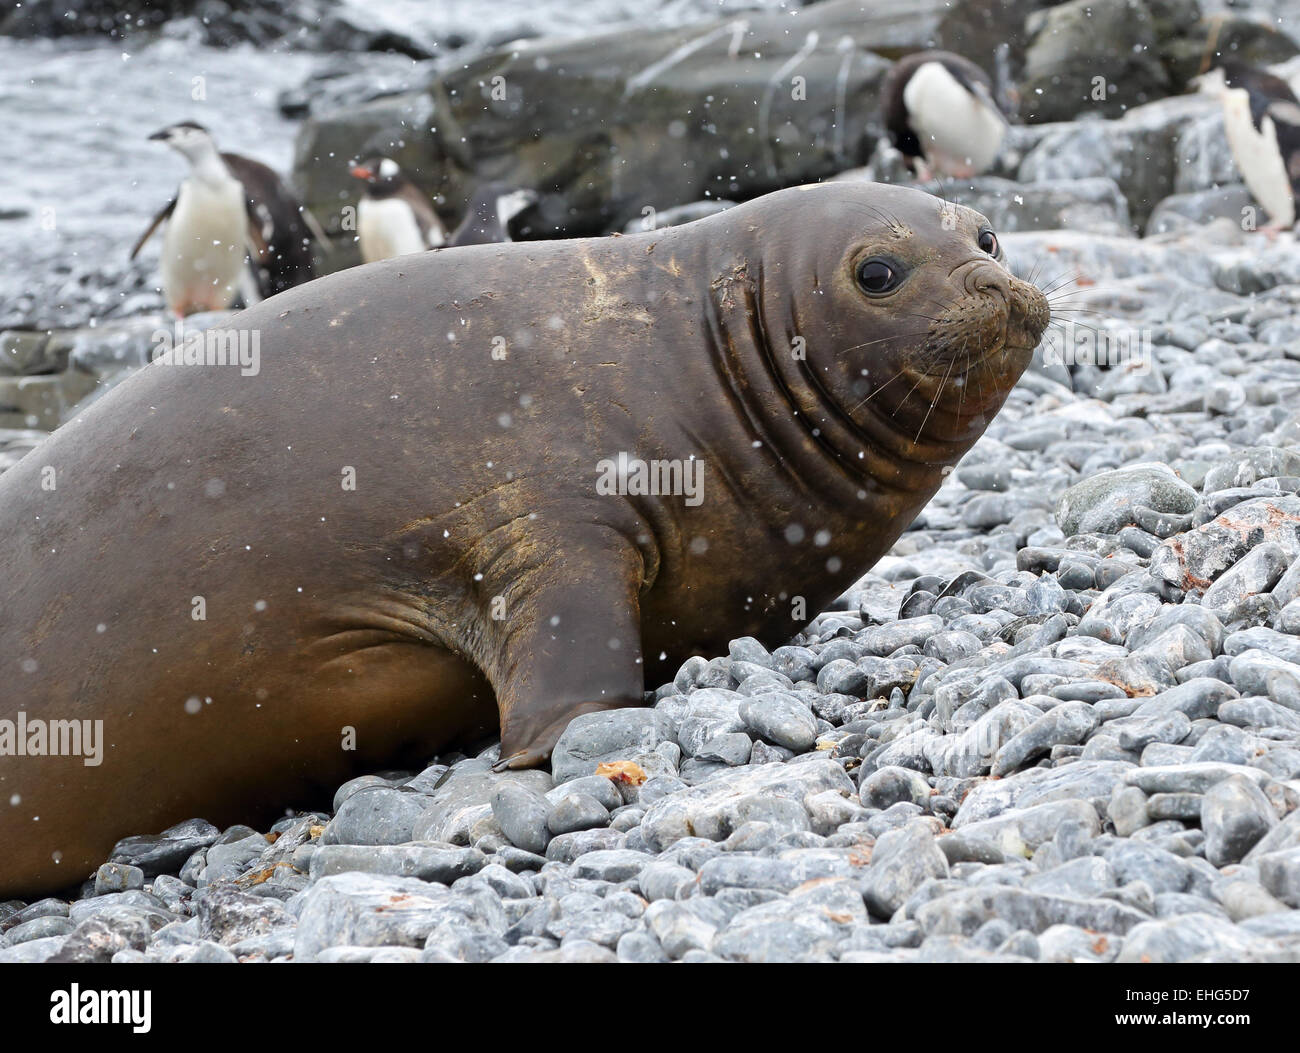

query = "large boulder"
[1018,95,1219,230]
[0,0,443,56]
[1056,464,1198,538]
[0,313,239,431]
[940,176,1131,235]
[0,371,100,431]
[1019,0,1190,122]
[292,0,1074,255]
[1019,0,1297,125]
[1146,184,1258,236]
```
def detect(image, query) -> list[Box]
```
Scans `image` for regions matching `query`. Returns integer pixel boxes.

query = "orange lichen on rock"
[596,760,647,785]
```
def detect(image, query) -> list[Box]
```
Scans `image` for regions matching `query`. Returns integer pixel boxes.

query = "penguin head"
[496,187,538,225]
[148,121,220,164]
[1215,60,1275,92]
[350,156,405,194]
[1214,61,1300,106]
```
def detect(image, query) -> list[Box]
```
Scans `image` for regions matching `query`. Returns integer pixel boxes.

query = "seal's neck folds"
[703,257,1002,513]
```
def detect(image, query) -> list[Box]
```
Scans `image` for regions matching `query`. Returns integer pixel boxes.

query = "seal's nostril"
[976,273,1010,298]
[961,261,1012,300]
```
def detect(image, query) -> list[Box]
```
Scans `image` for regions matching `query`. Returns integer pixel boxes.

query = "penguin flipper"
[298,205,333,254]
[1269,100,1300,186]
[129,197,176,260]
[237,264,263,309]
[243,201,271,262]
[394,182,446,249]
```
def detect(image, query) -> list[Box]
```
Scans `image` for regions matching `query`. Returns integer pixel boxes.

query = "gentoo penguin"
[880,50,1008,180]
[132,122,324,315]
[1208,62,1300,229]
[447,183,538,247]
[350,157,448,263]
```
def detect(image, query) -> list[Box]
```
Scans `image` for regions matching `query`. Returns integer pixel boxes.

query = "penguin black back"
[1220,61,1300,119]
[448,183,538,247]
[222,153,317,297]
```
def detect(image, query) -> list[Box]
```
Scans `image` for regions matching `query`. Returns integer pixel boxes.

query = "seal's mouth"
[914,271,1050,379]
[1005,277,1052,352]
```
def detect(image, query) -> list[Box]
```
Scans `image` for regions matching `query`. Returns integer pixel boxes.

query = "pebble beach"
[4,0,1300,965]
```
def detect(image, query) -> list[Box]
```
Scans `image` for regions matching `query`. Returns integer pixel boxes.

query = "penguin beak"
[350,165,373,181]
[148,128,173,142]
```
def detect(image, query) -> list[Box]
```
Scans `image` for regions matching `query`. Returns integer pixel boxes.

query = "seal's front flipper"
[491,700,618,772]
[481,533,648,772]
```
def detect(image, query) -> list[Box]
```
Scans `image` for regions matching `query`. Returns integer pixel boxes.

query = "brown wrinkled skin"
[0,182,1048,896]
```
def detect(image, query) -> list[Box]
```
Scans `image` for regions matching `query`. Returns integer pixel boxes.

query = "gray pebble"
[1202,775,1278,867]
[546,793,610,836]
[491,783,552,854]
[321,788,426,847]
[992,701,1098,775]
[862,820,949,919]
[94,862,144,896]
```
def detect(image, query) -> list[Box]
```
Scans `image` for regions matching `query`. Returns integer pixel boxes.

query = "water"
[0,34,323,327]
[0,0,796,330]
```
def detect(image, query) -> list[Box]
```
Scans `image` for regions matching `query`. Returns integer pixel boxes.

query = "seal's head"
[753,182,1049,463]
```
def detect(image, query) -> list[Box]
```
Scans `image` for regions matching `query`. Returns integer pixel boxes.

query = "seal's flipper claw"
[491,742,552,772]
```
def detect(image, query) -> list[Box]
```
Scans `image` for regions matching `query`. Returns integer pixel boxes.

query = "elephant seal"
[0,181,1047,895]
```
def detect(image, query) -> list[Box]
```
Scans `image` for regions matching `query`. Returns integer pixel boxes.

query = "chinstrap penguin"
[1202,61,1300,230]
[221,151,325,296]
[133,122,324,315]
[880,50,1008,181]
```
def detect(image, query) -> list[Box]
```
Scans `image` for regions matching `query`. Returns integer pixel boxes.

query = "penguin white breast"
[161,176,249,314]
[902,62,1006,179]
[1222,88,1295,227]
[358,198,428,262]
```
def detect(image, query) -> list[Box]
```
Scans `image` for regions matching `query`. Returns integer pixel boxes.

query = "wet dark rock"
[109,819,221,878]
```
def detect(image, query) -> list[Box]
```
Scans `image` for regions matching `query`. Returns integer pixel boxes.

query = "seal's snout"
[956,259,1050,354]
[914,257,1049,388]
[1006,272,1050,350]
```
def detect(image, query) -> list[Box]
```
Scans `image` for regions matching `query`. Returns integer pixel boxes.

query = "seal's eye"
[856,258,901,295]
[978,229,999,256]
